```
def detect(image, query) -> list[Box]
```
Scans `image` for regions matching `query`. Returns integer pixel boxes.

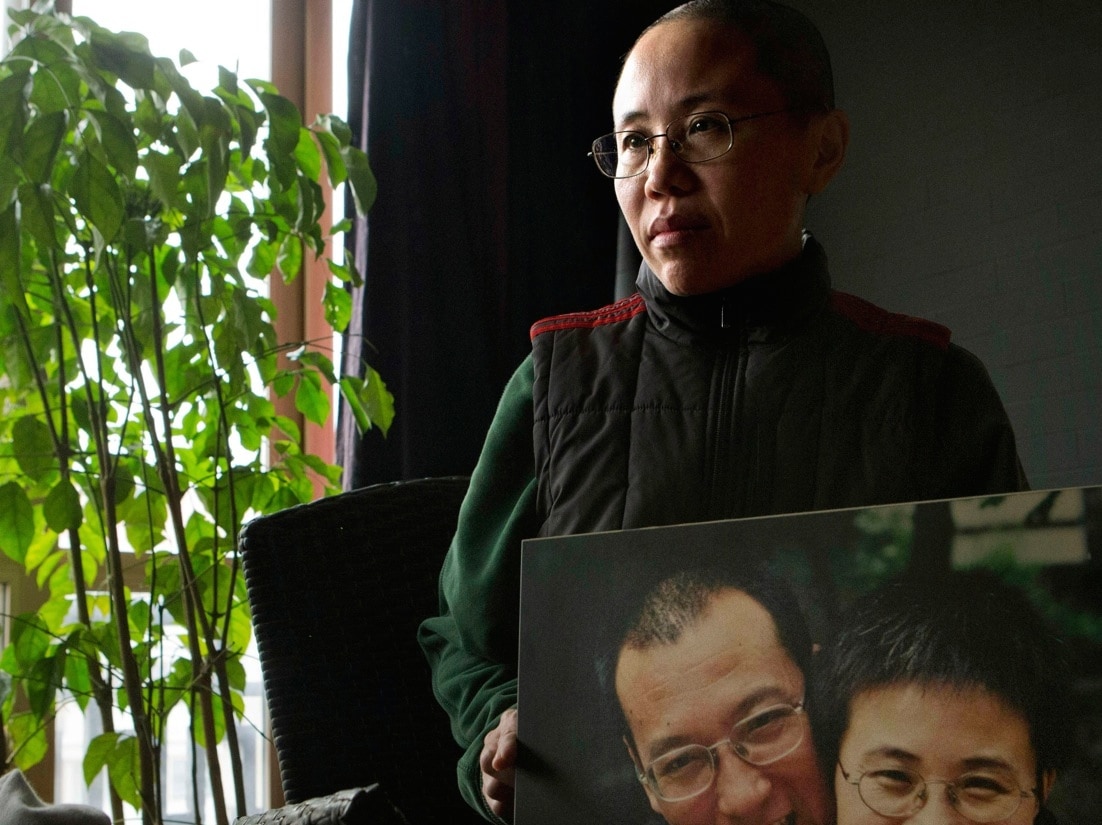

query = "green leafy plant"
[0,6,391,825]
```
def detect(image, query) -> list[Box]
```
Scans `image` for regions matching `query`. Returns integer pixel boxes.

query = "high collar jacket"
[530,236,1026,536]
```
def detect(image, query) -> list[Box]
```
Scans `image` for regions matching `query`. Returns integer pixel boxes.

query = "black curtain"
[339,0,667,488]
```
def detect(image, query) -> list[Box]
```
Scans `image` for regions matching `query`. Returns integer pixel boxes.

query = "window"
[5,1,354,814]
[71,2,272,91]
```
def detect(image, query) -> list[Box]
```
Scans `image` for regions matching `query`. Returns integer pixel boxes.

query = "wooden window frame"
[270,0,337,476]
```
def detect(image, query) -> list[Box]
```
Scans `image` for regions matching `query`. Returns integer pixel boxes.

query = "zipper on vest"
[707,327,749,517]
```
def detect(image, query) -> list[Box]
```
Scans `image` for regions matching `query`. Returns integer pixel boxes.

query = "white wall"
[790,0,1102,490]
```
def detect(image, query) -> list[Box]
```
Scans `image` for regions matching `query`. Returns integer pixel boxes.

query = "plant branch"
[14,247,127,821]
[75,246,160,825]
[112,248,230,825]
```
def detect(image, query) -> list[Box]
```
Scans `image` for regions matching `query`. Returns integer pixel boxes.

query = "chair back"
[240,476,481,823]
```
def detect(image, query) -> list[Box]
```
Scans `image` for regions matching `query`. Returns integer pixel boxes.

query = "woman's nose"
[643,136,697,197]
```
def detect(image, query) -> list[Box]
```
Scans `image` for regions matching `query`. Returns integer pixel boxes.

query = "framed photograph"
[516,487,1101,825]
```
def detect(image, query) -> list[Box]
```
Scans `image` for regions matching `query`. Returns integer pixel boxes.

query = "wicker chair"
[235,477,483,825]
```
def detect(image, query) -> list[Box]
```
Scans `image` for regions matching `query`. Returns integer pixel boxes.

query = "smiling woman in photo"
[816,569,1074,825]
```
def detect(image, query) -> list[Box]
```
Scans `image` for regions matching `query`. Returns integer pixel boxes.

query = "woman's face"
[835,683,1047,825]
[611,19,843,297]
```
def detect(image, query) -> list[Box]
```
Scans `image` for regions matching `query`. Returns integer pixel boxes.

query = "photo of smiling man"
[614,566,829,825]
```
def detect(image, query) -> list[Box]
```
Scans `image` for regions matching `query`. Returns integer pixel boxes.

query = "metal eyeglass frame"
[837,760,1037,823]
[588,108,794,179]
[637,700,807,803]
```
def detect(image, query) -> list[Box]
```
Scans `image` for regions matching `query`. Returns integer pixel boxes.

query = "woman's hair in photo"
[814,567,1076,777]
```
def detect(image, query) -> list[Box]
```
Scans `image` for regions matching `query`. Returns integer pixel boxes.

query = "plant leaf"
[361,363,396,433]
[84,732,117,787]
[339,367,395,436]
[8,712,48,770]
[19,109,67,184]
[341,144,377,215]
[17,182,57,250]
[86,109,139,180]
[106,734,142,808]
[0,482,35,562]
[323,281,352,332]
[337,375,371,433]
[144,148,183,210]
[291,349,337,384]
[276,233,302,282]
[312,124,346,187]
[0,74,29,166]
[71,150,124,241]
[44,479,82,533]
[360,365,395,436]
[89,29,156,89]
[294,370,330,426]
[258,91,302,188]
[12,415,54,481]
[0,205,30,326]
[292,126,321,181]
[63,638,92,711]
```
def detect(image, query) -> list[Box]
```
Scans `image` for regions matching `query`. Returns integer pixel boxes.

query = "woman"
[815,569,1072,825]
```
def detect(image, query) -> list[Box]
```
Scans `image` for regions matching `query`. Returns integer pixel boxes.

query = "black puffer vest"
[530,237,1023,538]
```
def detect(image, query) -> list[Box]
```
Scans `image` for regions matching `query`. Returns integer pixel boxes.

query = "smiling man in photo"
[615,566,830,825]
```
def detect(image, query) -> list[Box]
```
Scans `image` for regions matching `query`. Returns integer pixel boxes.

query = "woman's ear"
[806,108,849,195]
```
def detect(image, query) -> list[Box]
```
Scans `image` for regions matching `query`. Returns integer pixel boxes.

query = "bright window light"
[72,2,272,90]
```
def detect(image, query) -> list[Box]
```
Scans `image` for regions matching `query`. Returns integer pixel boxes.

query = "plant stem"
[16,257,128,824]
[116,252,230,825]
[192,262,249,818]
[85,253,160,825]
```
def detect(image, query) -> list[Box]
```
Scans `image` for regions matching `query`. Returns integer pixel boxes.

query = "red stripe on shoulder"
[529,293,648,340]
[829,291,951,350]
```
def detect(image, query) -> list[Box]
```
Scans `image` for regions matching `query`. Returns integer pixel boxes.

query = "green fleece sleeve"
[417,355,541,822]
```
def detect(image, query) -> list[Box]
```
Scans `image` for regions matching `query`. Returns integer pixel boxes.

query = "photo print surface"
[515,487,1102,825]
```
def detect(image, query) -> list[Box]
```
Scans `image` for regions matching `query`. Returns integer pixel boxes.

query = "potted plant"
[0,6,390,825]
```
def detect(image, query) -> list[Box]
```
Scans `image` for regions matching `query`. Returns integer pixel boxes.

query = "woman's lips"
[649,215,707,247]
